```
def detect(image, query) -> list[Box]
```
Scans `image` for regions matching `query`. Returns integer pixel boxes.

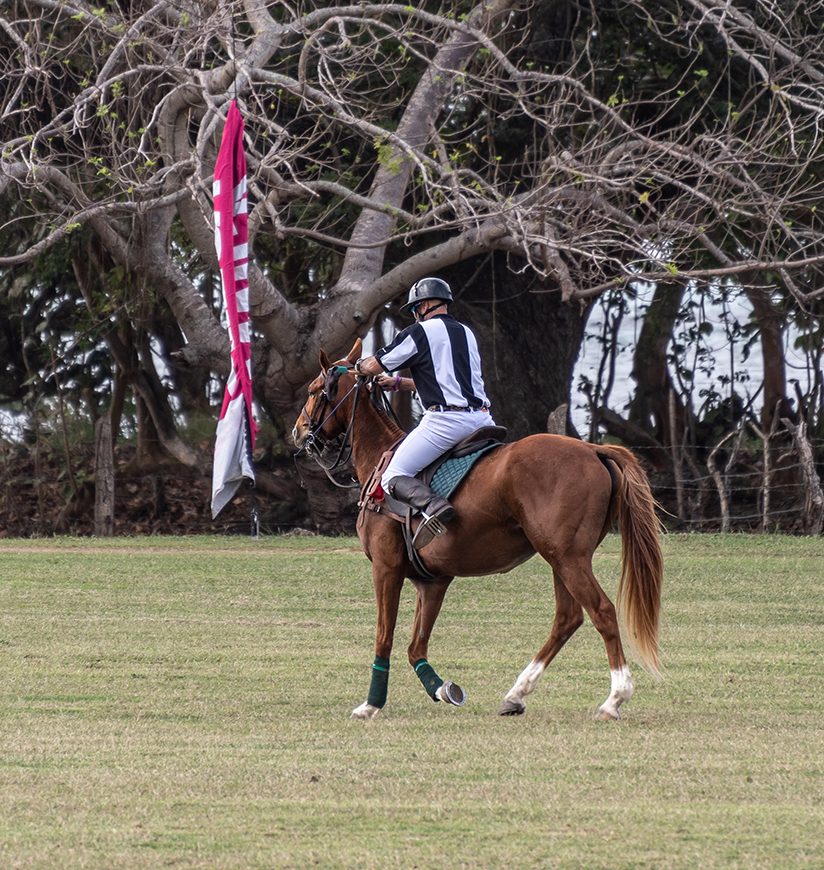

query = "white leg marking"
[503,660,545,707]
[596,665,634,720]
[350,701,381,720]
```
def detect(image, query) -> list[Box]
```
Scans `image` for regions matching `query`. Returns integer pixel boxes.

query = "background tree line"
[1,0,822,535]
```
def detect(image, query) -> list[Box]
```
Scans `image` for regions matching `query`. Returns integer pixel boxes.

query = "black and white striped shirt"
[375,314,490,410]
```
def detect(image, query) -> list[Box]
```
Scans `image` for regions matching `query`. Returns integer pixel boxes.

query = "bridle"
[295,362,404,489]
[294,364,364,489]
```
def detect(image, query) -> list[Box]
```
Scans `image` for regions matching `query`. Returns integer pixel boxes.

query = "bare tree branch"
[2,0,823,421]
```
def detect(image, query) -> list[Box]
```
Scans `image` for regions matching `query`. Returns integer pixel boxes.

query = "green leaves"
[373,137,401,175]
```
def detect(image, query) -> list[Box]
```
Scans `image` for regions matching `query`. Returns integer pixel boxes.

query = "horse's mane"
[367,387,407,444]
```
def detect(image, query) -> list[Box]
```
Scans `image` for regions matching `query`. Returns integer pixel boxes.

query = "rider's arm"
[356,356,415,392]
[395,376,416,391]
[376,373,415,392]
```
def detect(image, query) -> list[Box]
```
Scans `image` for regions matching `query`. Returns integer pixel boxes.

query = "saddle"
[358,425,507,580]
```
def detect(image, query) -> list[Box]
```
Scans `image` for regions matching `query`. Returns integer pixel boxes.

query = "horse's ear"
[319,350,332,371]
[346,339,362,364]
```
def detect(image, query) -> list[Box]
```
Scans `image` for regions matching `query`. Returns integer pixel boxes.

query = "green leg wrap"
[367,655,390,708]
[414,658,444,701]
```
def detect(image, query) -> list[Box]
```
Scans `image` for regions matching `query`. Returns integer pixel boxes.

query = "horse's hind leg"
[500,570,584,715]
[407,577,465,706]
[556,553,634,720]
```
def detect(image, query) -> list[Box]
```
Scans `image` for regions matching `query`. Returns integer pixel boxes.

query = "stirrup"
[422,510,450,537]
[411,506,455,550]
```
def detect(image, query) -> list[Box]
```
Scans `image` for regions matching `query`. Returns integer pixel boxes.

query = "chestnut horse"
[292,340,663,721]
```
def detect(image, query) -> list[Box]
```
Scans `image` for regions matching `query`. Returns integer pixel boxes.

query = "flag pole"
[231,11,257,540]
[245,413,259,540]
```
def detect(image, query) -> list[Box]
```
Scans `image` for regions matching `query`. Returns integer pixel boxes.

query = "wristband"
[392,375,401,392]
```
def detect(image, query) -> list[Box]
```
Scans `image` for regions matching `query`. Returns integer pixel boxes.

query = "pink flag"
[211,100,257,518]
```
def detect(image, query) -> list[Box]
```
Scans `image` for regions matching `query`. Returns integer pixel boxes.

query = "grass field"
[1,533,822,868]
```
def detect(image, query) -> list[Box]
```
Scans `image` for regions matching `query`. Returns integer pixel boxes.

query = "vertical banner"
[211,100,257,519]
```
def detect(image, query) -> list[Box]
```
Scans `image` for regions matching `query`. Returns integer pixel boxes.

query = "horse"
[292,339,663,721]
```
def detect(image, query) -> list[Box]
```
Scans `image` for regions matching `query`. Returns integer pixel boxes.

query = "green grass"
[0,534,822,868]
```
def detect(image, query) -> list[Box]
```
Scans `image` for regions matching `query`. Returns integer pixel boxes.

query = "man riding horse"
[292,279,663,721]
[354,277,497,540]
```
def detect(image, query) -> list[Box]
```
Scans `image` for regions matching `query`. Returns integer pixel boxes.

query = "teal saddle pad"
[429,443,502,500]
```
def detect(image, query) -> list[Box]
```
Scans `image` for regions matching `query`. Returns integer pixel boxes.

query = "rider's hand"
[376,374,401,391]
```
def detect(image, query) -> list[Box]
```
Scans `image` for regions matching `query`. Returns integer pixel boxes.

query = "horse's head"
[291,339,362,452]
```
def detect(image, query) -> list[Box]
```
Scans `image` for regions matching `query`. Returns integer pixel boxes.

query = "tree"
[1,0,823,524]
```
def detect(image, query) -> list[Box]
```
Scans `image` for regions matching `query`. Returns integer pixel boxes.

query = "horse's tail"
[595,445,664,679]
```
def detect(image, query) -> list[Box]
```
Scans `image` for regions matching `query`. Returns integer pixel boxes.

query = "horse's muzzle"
[292,424,326,455]
[291,424,309,449]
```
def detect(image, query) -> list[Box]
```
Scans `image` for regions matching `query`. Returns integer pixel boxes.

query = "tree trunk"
[294,455,360,535]
[628,281,687,444]
[744,285,794,431]
[547,404,568,435]
[782,418,824,535]
[74,245,200,468]
[596,407,670,470]
[94,415,115,537]
[448,255,588,441]
[135,395,167,467]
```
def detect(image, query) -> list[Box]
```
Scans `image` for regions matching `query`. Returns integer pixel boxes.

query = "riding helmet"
[400,277,453,313]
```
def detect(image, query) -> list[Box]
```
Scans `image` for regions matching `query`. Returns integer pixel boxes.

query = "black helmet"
[400,277,453,314]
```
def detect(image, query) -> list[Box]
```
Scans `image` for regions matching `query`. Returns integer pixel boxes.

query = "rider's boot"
[389,476,456,548]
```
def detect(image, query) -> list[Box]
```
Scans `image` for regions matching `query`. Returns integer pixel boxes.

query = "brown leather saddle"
[358,426,507,579]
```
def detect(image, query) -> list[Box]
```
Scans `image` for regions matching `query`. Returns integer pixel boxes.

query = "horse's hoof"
[594,705,620,721]
[498,698,525,716]
[436,680,466,707]
[350,702,381,720]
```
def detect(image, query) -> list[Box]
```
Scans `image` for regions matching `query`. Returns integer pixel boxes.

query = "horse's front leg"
[351,560,405,720]
[407,577,465,706]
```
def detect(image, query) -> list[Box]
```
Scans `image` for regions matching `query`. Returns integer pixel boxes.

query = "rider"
[354,277,496,538]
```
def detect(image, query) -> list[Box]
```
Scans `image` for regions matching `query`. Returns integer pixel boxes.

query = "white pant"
[381,409,496,490]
